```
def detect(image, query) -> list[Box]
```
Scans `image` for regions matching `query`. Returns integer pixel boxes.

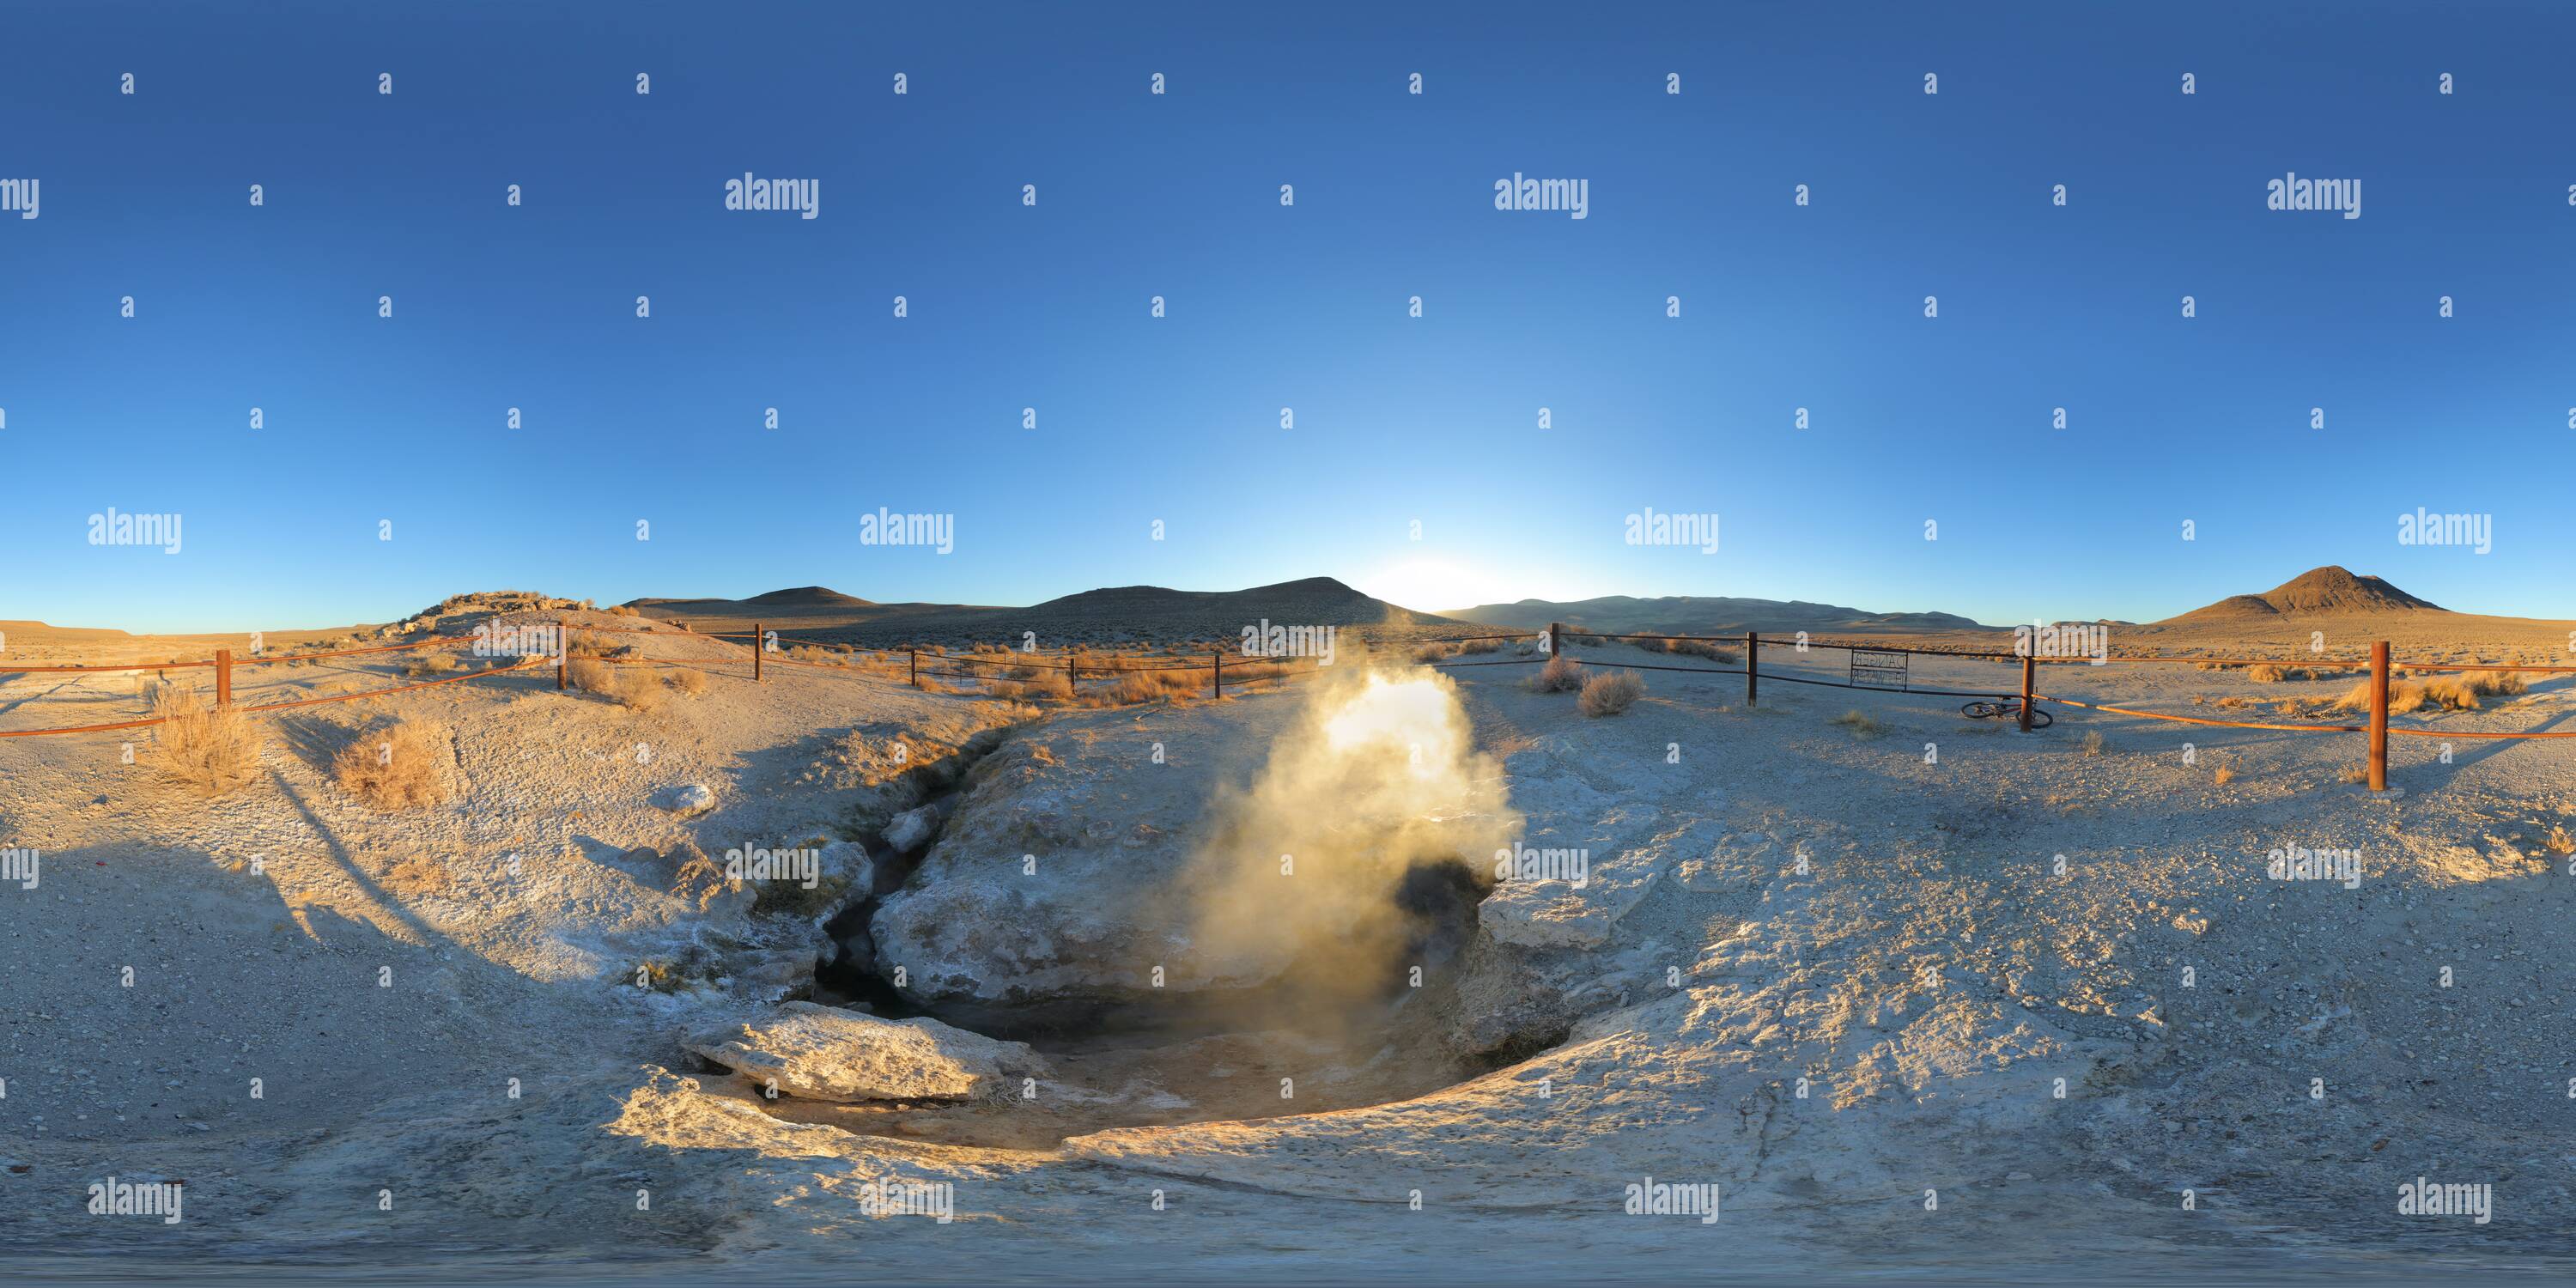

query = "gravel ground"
[3,611,2573,1283]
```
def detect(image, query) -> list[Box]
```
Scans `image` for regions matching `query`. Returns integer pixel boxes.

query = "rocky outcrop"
[684,1001,1049,1103]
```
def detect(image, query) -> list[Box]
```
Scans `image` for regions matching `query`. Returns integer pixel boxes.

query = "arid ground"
[4,585,2573,1283]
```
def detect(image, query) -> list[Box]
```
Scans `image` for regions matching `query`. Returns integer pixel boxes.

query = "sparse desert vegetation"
[398,650,461,678]
[1829,708,1883,738]
[1533,653,1586,693]
[147,682,267,796]
[1578,670,1645,716]
[2334,670,2534,714]
[330,717,453,809]
[570,658,667,712]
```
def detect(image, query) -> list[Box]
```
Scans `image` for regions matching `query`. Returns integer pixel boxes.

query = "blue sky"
[3,1,2570,633]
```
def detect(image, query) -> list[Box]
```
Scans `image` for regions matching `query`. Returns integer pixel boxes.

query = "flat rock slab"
[651,784,716,815]
[685,1001,1050,1103]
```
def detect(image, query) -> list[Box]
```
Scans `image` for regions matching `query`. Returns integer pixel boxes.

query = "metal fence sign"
[1850,648,1911,690]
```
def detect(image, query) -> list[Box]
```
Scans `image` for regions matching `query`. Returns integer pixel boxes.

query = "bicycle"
[1960,698,2052,728]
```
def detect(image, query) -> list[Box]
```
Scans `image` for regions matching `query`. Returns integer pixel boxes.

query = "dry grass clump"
[1097,667,1205,705]
[568,659,665,712]
[1534,654,1586,693]
[2543,823,2575,856]
[1828,709,1883,738]
[1578,670,1645,716]
[665,667,709,696]
[1419,638,1508,664]
[2243,663,2292,683]
[2079,731,2107,756]
[2331,672,2537,714]
[1221,660,1296,686]
[607,604,640,617]
[149,683,267,796]
[399,650,460,678]
[1658,638,1742,664]
[989,672,1073,703]
[2212,755,2239,787]
[331,718,452,810]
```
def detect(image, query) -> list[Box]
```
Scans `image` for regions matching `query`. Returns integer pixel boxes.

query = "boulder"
[817,840,875,892]
[683,1001,1049,1103]
[881,803,941,855]
[651,784,716,816]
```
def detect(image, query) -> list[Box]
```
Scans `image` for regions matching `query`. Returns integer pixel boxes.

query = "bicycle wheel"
[2025,705,2054,729]
[1960,701,2002,720]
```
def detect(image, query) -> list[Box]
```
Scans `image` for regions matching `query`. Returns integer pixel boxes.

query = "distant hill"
[742,586,875,608]
[0,619,133,643]
[2163,567,2443,623]
[631,586,873,611]
[1030,577,1437,627]
[1444,594,1990,636]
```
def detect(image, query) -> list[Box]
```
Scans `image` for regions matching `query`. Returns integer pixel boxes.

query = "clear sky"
[3,1,2570,633]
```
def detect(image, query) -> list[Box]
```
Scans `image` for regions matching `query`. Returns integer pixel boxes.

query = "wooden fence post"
[908,648,919,689]
[2367,640,2390,791]
[753,622,764,683]
[2019,656,2035,733]
[1548,622,1563,659]
[556,619,568,691]
[1068,651,1078,693]
[1744,631,1759,707]
[1211,651,1221,698]
[215,648,232,707]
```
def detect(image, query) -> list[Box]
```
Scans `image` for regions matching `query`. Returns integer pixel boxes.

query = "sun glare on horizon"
[1358,560,1520,615]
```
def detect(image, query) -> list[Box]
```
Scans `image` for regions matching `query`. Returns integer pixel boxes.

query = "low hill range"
[7,567,2549,656]
[625,577,1452,647]
[1443,594,1990,637]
